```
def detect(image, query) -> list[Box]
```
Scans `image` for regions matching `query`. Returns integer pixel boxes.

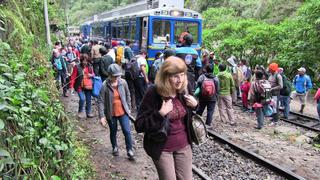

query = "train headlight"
[154,11,160,15]
[170,10,183,17]
[193,14,199,18]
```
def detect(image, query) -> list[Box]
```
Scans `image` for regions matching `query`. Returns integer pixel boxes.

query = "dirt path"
[61,94,157,180]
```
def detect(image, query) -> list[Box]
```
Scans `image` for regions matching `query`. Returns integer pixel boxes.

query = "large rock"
[304,132,319,138]
[274,126,300,135]
[295,135,312,144]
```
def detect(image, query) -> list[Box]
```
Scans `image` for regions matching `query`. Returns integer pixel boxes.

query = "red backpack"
[201,77,216,97]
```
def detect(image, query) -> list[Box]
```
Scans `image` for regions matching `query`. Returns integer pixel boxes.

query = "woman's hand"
[100,117,107,127]
[184,95,198,108]
[159,99,173,117]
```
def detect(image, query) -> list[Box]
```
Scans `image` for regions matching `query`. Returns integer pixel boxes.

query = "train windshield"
[174,21,199,44]
[152,20,171,43]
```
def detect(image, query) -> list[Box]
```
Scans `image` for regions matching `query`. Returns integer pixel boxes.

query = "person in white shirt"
[134,49,149,109]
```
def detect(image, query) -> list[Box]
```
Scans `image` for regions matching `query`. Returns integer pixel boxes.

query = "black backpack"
[124,56,140,80]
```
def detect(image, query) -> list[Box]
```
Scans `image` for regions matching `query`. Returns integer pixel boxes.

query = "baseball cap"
[268,63,279,72]
[297,67,306,73]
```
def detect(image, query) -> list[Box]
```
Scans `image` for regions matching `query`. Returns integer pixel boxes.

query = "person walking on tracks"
[195,64,219,127]
[99,64,135,160]
[249,70,271,129]
[267,63,283,125]
[135,57,198,180]
[290,67,313,114]
[217,64,235,125]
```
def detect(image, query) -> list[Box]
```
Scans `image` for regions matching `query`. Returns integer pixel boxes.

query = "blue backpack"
[92,76,102,97]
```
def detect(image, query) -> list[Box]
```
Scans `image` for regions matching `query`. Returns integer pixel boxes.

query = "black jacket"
[135,86,195,160]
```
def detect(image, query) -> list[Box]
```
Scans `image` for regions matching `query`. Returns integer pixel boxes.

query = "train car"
[67,26,80,36]
[81,0,202,64]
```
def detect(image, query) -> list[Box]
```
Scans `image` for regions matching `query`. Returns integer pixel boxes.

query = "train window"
[130,21,136,40]
[174,21,199,44]
[112,26,117,38]
[130,21,136,39]
[92,25,104,38]
[152,20,170,44]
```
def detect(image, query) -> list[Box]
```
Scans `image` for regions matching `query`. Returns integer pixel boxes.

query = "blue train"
[80,0,202,64]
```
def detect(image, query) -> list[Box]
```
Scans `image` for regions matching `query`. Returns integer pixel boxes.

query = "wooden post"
[44,0,52,46]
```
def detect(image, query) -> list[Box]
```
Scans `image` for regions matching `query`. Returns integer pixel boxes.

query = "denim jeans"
[196,101,216,126]
[55,70,67,94]
[134,77,147,110]
[78,89,92,114]
[255,107,264,128]
[279,95,290,119]
[271,95,280,122]
[108,114,133,151]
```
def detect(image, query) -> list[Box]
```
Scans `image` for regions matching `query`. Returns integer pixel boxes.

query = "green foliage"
[67,0,139,25]
[0,0,93,178]
[202,7,237,28]
[202,0,320,80]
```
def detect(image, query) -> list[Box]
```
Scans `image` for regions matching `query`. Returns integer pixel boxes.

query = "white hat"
[297,67,306,73]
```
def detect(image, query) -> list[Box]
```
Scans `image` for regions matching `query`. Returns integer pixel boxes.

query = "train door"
[140,17,148,50]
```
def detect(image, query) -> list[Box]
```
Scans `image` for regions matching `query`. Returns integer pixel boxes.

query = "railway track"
[192,129,306,180]
[280,110,320,132]
[234,102,320,132]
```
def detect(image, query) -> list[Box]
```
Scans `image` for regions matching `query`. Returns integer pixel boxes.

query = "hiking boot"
[77,112,85,118]
[87,113,94,118]
[127,150,135,161]
[112,147,119,156]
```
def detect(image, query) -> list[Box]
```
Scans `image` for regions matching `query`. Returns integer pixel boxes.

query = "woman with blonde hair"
[135,56,198,180]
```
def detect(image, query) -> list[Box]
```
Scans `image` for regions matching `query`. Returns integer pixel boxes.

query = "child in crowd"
[240,78,251,112]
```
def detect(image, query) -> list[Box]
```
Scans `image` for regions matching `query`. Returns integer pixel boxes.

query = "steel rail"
[192,165,211,180]
[234,102,320,132]
[206,129,306,180]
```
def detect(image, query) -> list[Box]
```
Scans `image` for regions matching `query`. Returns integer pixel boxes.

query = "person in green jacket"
[208,52,220,75]
[217,64,235,125]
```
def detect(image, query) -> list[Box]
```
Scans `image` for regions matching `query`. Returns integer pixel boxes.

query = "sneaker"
[127,150,135,161]
[269,122,277,126]
[112,147,119,156]
[254,126,262,130]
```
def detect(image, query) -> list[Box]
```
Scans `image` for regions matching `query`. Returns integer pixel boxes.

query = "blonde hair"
[155,56,187,97]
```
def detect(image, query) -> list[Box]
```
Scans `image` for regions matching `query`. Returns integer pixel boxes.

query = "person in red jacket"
[240,78,251,111]
[70,54,94,118]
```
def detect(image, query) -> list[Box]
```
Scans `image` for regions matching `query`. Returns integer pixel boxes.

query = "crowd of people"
[50,32,320,180]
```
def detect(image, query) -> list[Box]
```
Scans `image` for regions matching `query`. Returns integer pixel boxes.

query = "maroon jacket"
[135,85,195,160]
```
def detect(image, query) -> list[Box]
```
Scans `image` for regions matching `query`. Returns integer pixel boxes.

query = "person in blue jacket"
[290,67,313,114]
[175,32,202,94]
